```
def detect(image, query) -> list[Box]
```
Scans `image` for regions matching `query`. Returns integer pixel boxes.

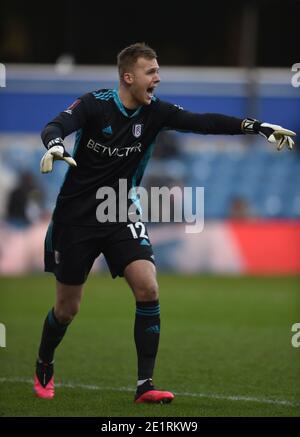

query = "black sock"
[134,300,160,380]
[38,308,69,363]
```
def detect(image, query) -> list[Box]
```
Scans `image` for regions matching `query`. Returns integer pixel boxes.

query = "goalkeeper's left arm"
[241,118,295,150]
[161,104,296,151]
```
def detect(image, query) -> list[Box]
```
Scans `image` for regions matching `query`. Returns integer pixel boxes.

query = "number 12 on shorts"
[127,222,149,239]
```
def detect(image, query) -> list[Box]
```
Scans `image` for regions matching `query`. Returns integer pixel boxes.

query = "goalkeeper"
[35,42,296,403]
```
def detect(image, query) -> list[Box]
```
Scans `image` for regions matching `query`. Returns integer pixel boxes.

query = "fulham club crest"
[132,124,143,138]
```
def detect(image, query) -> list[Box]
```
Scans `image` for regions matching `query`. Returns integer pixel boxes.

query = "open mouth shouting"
[146,85,156,102]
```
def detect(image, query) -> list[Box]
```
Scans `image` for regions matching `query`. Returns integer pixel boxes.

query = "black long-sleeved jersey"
[41,88,245,226]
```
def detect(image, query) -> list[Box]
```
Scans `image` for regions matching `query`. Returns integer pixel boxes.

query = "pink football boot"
[34,360,55,399]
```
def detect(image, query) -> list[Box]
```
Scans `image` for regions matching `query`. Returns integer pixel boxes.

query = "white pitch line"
[0,377,299,407]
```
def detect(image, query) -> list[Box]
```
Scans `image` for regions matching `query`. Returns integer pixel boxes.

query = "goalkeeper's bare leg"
[124,259,174,404]
[34,281,84,399]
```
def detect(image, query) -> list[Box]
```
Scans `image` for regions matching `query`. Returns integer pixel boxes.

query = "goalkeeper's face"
[127,57,160,106]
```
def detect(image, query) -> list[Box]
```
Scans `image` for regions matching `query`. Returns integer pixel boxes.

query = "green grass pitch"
[0,274,299,417]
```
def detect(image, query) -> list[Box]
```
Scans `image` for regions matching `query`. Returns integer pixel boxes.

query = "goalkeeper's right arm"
[40,135,77,174]
[40,95,92,173]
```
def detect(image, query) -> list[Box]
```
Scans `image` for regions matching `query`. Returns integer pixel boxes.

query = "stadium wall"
[0,220,299,275]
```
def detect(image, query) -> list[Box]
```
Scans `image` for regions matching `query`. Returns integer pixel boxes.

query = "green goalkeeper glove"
[40,138,77,173]
[242,118,296,151]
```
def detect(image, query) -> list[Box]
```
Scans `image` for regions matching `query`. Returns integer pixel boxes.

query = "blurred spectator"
[228,196,256,220]
[0,160,16,220]
[5,171,44,228]
[152,131,182,160]
[143,131,187,223]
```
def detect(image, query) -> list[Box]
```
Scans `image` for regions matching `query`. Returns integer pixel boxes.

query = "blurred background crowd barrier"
[0,65,299,275]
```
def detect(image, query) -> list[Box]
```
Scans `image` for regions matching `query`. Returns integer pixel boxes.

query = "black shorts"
[44,221,155,285]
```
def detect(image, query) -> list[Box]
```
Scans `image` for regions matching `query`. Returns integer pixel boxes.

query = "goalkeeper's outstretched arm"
[162,104,296,151]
